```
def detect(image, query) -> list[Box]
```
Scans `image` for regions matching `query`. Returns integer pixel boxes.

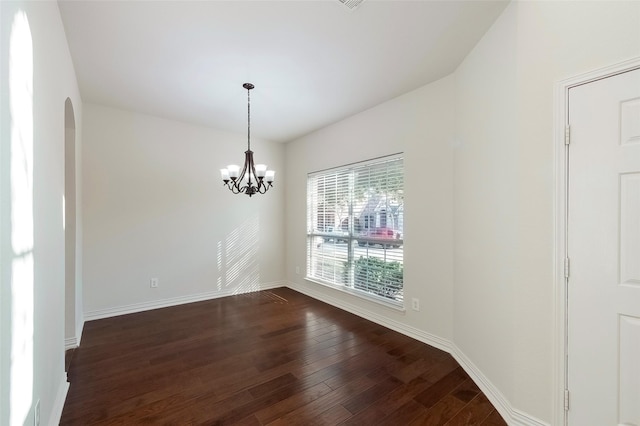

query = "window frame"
[305,153,404,309]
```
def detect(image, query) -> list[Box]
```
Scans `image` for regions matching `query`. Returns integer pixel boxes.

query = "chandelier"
[220,83,275,196]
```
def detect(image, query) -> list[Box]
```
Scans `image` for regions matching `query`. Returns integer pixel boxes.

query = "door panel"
[619,314,640,425]
[620,172,640,286]
[568,68,640,426]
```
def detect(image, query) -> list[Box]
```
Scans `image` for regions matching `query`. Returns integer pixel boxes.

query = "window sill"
[304,277,406,313]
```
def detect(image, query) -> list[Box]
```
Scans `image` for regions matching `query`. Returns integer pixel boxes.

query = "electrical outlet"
[295,266,300,275]
[34,399,40,426]
[411,298,420,311]
[150,278,159,288]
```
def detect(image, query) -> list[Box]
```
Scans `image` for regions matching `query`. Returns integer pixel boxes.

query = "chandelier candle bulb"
[255,164,267,178]
[227,165,239,179]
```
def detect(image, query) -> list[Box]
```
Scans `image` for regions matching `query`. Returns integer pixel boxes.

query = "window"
[306,154,404,306]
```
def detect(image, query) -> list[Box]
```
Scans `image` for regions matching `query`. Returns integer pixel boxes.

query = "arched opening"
[64,98,77,363]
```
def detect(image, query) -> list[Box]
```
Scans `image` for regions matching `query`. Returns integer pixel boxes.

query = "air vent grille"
[338,0,366,10]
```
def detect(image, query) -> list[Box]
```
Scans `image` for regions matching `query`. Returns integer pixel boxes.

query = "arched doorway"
[64,98,77,357]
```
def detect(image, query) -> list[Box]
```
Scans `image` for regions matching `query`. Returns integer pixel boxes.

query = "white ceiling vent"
[337,0,366,11]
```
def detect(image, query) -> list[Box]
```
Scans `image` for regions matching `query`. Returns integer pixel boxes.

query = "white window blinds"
[306,154,404,305]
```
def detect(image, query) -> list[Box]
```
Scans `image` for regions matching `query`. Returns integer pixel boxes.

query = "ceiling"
[58,0,509,143]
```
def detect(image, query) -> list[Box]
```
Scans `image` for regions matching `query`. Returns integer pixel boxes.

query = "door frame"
[554,57,640,426]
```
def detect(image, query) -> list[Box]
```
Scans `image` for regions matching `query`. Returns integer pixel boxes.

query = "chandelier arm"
[234,150,249,190]
[237,164,248,188]
[224,180,238,193]
[248,151,258,189]
[231,181,243,194]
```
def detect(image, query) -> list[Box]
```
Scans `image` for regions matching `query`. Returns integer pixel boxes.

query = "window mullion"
[347,168,355,288]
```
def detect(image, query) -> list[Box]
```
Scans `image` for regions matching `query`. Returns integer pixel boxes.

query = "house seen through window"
[306,154,404,305]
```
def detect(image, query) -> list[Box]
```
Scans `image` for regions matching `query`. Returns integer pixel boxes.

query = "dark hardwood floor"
[61,288,507,425]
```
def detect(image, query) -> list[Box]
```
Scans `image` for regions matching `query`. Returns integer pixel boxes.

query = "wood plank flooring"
[61,288,507,425]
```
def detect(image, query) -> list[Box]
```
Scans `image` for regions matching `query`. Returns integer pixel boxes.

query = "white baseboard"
[50,376,69,426]
[510,409,548,426]
[286,281,549,426]
[65,319,85,350]
[288,281,451,353]
[450,344,547,426]
[64,337,78,350]
[84,281,285,321]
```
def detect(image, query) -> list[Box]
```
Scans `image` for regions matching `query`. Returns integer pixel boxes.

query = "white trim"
[553,56,640,426]
[509,410,548,426]
[65,321,84,349]
[290,281,447,350]
[553,69,570,426]
[451,345,547,426]
[64,337,78,350]
[450,345,511,423]
[84,281,285,321]
[288,281,548,425]
[49,377,69,426]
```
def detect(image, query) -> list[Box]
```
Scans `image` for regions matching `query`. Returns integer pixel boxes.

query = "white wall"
[285,76,455,344]
[454,1,640,423]
[453,2,519,416]
[82,104,285,317]
[0,1,83,425]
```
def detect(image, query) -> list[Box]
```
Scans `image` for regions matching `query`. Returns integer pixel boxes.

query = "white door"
[568,67,640,426]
